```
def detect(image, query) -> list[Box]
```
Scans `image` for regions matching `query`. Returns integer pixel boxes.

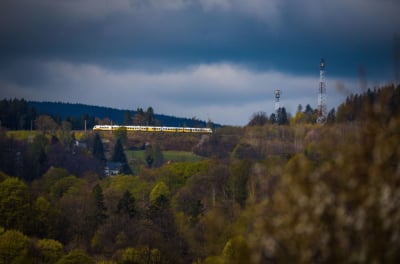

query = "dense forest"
[0,83,399,263]
[0,100,214,131]
[28,101,212,129]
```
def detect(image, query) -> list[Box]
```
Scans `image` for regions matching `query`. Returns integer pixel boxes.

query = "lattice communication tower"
[317,58,327,123]
[274,89,281,113]
[274,89,281,123]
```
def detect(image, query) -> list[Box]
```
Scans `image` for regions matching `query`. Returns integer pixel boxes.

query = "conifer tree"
[117,190,137,219]
[92,133,105,163]
[327,108,336,124]
[145,145,154,168]
[112,139,131,174]
[152,144,164,168]
[277,107,289,125]
[123,111,132,125]
[145,107,155,125]
[91,184,107,225]
[112,139,125,163]
[114,127,127,146]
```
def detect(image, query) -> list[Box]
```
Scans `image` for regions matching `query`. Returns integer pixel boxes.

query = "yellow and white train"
[93,125,213,134]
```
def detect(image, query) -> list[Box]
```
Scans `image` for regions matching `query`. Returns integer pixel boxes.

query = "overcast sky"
[1,0,399,125]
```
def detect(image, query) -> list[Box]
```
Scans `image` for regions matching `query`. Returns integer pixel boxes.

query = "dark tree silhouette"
[91,184,107,226]
[123,111,132,125]
[269,113,276,124]
[277,107,289,125]
[92,133,106,163]
[248,111,269,126]
[111,139,131,174]
[152,144,164,168]
[117,190,137,219]
[0,98,38,130]
[145,107,155,125]
[327,108,336,124]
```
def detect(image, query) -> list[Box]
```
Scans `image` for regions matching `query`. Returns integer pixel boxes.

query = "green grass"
[6,130,38,140]
[5,130,87,140]
[163,151,204,162]
[125,150,204,163]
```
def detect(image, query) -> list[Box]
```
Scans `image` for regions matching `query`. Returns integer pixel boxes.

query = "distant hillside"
[28,101,216,128]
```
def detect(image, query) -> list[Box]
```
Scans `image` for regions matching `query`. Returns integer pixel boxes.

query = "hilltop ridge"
[28,101,217,128]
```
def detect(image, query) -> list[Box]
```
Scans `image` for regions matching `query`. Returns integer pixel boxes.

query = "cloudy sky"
[1,0,399,125]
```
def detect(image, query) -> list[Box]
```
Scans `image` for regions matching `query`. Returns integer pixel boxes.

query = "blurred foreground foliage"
[247,86,400,263]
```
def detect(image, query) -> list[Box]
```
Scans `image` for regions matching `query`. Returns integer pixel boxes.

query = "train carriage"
[93,125,212,134]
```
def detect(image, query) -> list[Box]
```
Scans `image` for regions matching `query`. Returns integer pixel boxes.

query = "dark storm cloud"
[2,0,398,75]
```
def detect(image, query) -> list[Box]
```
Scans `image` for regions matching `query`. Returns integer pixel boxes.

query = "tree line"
[247,83,400,126]
[29,101,212,128]
[123,107,159,126]
[0,99,160,131]
[336,83,400,122]
[0,98,99,131]
[0,99,38,130]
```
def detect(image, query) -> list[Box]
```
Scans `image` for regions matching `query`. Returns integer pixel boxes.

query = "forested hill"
[28,101,212,128]
[336,83,400,122]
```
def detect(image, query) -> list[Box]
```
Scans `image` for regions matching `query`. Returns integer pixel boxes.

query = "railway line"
[93,125,213,134]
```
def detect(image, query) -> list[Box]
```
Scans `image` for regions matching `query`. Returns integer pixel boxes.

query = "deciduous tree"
[0,230,29,264]
[120,247,161,264]
[35,239,64,264]
[55,249,95,264]
[229,159,252,208]
[248,111,268,126]
[35,115,58,134]
[31,196,59,238]
[0,177,30,231]
[150,181,170,204]
[133,108,145,125]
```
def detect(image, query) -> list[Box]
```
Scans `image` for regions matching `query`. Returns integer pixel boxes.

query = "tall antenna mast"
[274,89,281,120]
[317,58,327,123]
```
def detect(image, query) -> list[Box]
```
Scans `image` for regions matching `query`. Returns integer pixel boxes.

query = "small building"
[74,140,88,149]
[104,162,122,176]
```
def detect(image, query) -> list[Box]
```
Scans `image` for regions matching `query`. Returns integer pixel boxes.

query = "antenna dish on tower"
[320,58,326,70]
[274,89,281,99]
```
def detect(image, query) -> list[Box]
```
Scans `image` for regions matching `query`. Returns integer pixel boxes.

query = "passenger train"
[93,125,213,134]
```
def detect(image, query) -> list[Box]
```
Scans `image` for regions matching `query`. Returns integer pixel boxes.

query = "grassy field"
[5,130,38,140]
[126,150,204,163]
[4,130,204,164]
[5,130,88,140]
